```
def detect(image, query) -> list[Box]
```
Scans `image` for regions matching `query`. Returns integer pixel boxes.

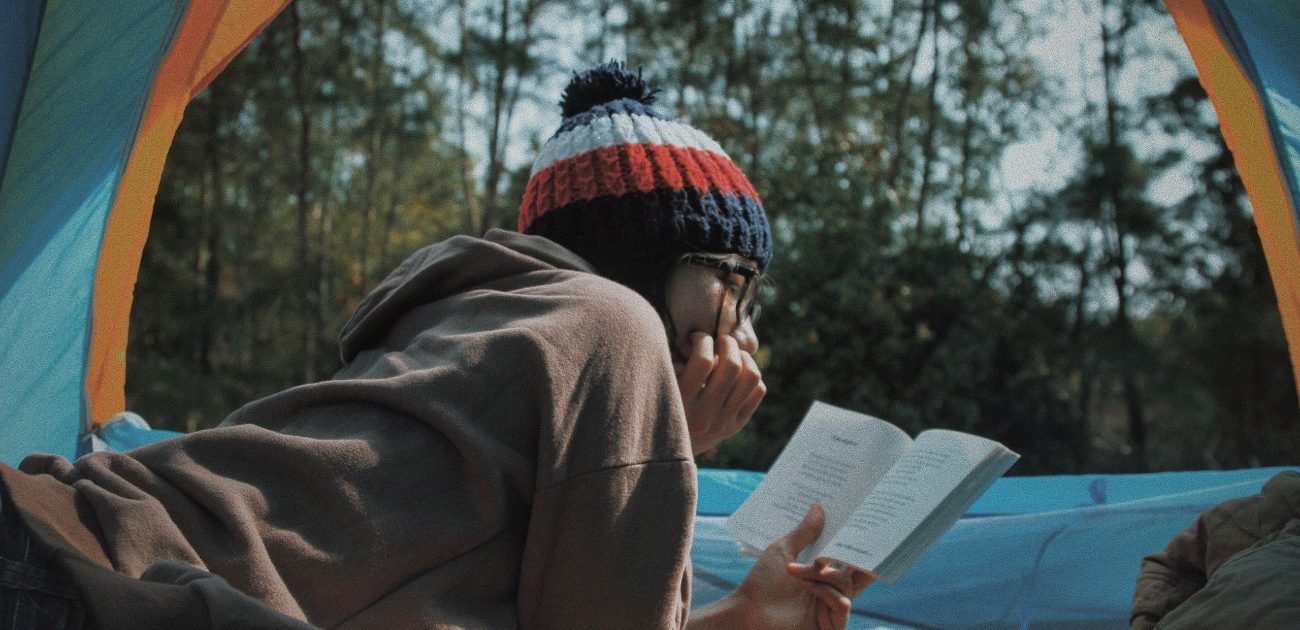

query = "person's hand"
[675,331,765,456]
[731,504,875,630]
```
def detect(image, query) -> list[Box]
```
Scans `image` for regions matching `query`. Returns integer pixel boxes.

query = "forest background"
[127,0,1300,474]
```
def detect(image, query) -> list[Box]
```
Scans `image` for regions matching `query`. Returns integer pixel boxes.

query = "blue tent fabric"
[1211,1,1300,212]
[0,0,189,465]
[693,466,1295,629]
[91,412,182,452]
[0,0,45,180]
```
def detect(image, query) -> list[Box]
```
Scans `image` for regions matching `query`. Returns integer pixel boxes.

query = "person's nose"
[731,318,759,355]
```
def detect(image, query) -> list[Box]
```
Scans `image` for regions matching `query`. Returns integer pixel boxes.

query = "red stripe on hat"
[679,146,710,192]
[528,164,556,226]
[592,145,626,198]
[572,151,600,202]
[702,149,750,199]
[693,149,725,192]
[519,168,542,229]
[553,155,574,209]
[523,143,762,224]
[623,143,656,191]
[645,144,684,189]
[711,148,759,200]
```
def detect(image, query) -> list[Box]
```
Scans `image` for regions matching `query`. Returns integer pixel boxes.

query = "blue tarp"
[693,466,1294,629]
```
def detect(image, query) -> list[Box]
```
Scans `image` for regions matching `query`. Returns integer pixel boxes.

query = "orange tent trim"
[86,0,289,425]
[1166,0,1300,394]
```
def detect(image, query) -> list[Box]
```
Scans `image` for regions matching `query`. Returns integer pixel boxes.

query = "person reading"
[0,63,871,629]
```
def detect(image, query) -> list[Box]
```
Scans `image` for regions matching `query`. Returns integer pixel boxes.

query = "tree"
[127,0,1299,474]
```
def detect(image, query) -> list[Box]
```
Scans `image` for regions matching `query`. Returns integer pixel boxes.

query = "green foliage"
[129,0,1298,472]
[129,0,464,429]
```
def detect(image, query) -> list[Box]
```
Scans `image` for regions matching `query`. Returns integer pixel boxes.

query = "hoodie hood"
[338,229,596,362]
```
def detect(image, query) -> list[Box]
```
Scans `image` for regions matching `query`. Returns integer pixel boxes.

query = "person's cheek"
[689,307,719,342]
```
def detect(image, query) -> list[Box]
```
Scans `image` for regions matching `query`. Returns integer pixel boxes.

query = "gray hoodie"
[3,230,695,629]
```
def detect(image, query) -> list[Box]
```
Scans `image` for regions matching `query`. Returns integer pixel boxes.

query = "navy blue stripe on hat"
[553,98,672,138]
[524,187,772,272]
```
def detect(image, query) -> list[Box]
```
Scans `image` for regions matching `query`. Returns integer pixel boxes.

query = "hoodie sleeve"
[54,554,318,630]
[515,276,696,629]
[517,461,695,630]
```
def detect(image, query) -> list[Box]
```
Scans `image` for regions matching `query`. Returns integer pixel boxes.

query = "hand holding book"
[694,502,875,630]
[727,401,1019,584]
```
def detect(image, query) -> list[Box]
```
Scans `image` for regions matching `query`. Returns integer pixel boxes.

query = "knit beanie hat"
[518,62,772,303]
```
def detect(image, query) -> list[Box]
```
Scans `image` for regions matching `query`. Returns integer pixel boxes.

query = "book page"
[869,448,1019,583]
[822,429,1002,574]
[727,402,913,561]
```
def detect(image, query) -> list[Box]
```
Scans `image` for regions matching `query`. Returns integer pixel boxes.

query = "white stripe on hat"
[530,112,733,176]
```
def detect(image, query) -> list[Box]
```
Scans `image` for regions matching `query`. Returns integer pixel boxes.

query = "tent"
[0,0,1296,627]
[0,0,288,464]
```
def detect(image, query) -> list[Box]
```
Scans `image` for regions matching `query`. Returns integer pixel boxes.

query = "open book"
[726,401,1019,584]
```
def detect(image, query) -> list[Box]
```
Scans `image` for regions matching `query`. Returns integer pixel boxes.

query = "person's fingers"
[776,503,825,557]
[816,559,847,581]
[699,335,741,409]
[819,606,833,630]
[677,332,714,399]
[817,599,849,630]
[811,583,851,617]
[788,556,874,602]
[784,560,822,582]
[849,569,876,597]
[720,350,762,424]
[731,387,764,439]
[798,581,851,625]
[787,560,854,597]
[820,607,838,630]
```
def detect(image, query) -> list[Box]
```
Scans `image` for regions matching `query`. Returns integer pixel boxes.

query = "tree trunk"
[289,1,317,382]
[953,23,978,252]
[886,0,932,189]
[379,100,407,267]
[676,11,705,112]
[360,0,388,286]
[1100,0,1145,469]
[198,86,224,377]
[743,7,763,179]
[455,0,476,233]
[792,9,825,150]
[595,0,611,61]
[481,0,512,234]
[915,9,941,240]
[954,105,974,249]
[1072,236,1094,467]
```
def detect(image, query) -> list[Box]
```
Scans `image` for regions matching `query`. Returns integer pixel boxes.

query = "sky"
[998,0,1214,205]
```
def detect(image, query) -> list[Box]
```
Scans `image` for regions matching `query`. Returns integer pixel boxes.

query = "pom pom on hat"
[519,62,772,303]
[559,61,661,118]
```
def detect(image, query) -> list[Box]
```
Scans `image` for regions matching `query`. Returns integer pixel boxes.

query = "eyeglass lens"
[684,254,762,323]
[723,264,760,323]
[736,278,759,322]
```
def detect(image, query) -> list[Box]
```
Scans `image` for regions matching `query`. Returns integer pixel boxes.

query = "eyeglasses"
[681,254,764,324]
